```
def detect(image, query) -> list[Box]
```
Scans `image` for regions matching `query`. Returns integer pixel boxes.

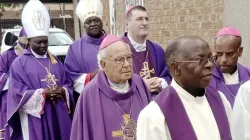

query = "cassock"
[6,49,73,140]
[64,0,105,97]
[210,63,250,106]
[231,80,250,140]
[0,28,27,139]
[70,71,151,140]
[137,79,232,140]
[122,33,171,89]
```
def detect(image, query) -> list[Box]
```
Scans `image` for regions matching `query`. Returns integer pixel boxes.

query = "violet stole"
[154,86,232,140]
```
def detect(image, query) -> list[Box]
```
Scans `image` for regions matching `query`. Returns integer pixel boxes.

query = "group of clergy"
[0,0,250,140]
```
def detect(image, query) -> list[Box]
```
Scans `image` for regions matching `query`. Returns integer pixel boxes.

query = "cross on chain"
[41,67,59,90]
[112,114,136,140]
[140,62,155,78]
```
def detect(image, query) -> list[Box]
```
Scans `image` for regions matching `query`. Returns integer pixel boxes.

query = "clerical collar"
[171,79,205,102]
[127,34,147,52]
[222,68,239,85]
[108,79,130,94]
[30,49,47,58]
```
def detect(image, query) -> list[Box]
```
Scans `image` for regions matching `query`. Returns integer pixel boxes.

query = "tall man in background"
[122,6,171,95]
[64,0,106,100]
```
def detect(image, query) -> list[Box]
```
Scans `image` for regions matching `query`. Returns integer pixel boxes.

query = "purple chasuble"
[210,63,250,107]
[6,49,73,140]
[0,48,18,138]
[64,33,106,82]
[122,33,171,84]
[154,86,232,140]
[70,71,151,140]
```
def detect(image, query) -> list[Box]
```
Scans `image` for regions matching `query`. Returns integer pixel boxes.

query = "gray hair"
[97,47,108,70]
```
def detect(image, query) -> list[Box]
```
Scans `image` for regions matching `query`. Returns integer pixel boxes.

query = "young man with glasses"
[70,35,151,140]
[209,26,250,107]
[137,36,232,140]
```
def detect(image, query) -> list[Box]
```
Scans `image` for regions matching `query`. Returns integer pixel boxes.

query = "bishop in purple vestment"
[5,1,73,140]
[123,6,171,95]
[209,26,250,107]
[0,28,27,139]
[64,0,106,100]
[70,35,151,140]
[137,36,232,140]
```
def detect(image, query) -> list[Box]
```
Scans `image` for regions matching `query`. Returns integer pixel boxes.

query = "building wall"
[102,0,224,50]
[1,1,225,51]
[224,0,250,66]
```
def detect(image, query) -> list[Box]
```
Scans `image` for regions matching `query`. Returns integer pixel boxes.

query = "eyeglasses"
[175,55,217,66]
[104,55,133,64]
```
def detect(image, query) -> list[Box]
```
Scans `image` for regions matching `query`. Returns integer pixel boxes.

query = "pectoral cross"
[112,114,136,140]
[41,67,59,90]
[140,62,155,78]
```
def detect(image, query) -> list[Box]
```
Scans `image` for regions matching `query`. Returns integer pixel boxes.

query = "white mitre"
[76,0,103,23]
[22,0,50,38]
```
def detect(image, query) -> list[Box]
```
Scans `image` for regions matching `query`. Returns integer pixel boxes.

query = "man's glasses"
[175,55,217,66]
[104,55,133,64]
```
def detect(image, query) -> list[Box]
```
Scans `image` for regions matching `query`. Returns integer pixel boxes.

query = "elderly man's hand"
[143,77,162,92]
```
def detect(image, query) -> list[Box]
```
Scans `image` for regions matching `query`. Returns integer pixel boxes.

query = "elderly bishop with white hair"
[70,34,151,140]
[5,0,73,140]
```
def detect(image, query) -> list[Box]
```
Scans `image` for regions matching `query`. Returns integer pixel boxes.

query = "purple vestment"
[0,48,18,138]
[17,28,28,48]
[70,71,151,140]
[154,86,232,140]
[210,63,250,106]
[122,33,171,84]
[6,49,73,140]
[0,28,27,138]
[65,34,106,82]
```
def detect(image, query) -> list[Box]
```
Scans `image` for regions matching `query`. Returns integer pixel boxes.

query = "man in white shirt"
[231,80,250,140]
[137,36,232,140]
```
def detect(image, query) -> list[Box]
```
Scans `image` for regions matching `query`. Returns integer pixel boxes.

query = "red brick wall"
[102,0,224,50]
[144,0,224,50]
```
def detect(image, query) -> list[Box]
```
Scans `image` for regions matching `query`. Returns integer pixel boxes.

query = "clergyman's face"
[84,16,103,38]
[126,10,149,37]
[29,36,48,55]
[101,41,133,84]
[215,35,242,73]
[176,42,214,88]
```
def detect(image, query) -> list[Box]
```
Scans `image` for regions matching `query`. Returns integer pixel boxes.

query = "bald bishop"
[137,36,232,140]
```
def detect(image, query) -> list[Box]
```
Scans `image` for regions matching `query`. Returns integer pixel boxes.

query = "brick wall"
[102,0,224,50]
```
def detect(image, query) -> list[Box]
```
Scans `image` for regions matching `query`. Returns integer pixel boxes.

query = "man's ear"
[170,62,180,76]
[100,60,106,71]
[238,47,243,57]
[124,20,129,31]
